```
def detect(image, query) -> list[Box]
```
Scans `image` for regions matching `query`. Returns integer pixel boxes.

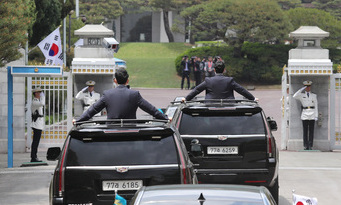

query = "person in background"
[30,87,45,162]
[205,56,215,78]
[194,56,202,87]
[181,56,191,90]
[75,80,101,117]
[293,80,318,150]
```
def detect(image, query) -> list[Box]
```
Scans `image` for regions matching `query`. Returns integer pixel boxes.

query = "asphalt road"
[1,88,341,205]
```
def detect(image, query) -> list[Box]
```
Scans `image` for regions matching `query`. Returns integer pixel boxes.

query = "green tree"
[275,0,301,9]
[181,0,231,42]
[80,0,124,24]
[182,0,292,57]
[286,7,341,47]
[29,0,62,46]
[149,0,202,42]
[0,0,36,67]
[226,0,293,56]
[313,0,341,20]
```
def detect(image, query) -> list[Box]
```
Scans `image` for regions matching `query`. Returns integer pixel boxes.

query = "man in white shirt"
[76,80,101,117]
[293,80,318,150]
[31,87,45,162]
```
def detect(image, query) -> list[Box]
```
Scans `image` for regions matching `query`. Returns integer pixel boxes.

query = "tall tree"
[287,7,341,47]
[29,0,62,46]
[313,0,341,20]
[80,0,124,24]
[275,0,301,9]
[0,0,36,67]
[149,0,202,42]
[182,0,292,57]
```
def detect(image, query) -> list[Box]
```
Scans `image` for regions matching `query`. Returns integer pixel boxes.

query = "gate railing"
[26,72,72,150]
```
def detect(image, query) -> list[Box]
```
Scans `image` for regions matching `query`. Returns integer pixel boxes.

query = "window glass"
[179,112,265,135]
[66,135,178,166]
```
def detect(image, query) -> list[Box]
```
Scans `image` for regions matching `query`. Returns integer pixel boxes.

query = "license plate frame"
[102,180,143,191]
[207,146,238,155]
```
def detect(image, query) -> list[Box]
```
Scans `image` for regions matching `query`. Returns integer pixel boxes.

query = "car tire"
[268,177,279,204]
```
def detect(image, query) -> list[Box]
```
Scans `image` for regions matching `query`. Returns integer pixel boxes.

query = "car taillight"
[58,139,70,197]
[263,115,273,157]
[176,113,182,129]
[174,136,187,184]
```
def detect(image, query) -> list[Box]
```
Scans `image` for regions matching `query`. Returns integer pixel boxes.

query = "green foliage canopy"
[80,0,124,24]
[29,0,62,46]
[182,0,293,57]
[286,7,341,47]
[0,0,36,67]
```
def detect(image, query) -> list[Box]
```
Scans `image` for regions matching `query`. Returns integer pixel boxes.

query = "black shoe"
[304,147,309,150]
[31,158,42,162]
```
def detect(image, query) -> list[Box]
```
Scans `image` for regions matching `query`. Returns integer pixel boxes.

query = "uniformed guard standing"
[31,87,45,162]
[293,80,318,150]
[75,80,101,117]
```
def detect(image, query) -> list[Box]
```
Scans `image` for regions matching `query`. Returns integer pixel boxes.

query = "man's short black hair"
[115,68,129,84]
[214,61,225,73]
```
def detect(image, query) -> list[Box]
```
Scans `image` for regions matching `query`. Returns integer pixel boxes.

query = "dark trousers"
[302,120,315,149]
[194,71,202,87]
[31,128,42,159]
[181,71,190,89]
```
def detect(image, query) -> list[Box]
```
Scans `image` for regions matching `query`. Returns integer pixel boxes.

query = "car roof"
[137,184,268,204]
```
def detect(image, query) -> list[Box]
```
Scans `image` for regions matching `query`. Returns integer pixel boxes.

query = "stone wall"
[0,50,26,153]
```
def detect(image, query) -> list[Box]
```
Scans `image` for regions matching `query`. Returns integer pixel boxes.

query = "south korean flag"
[37,27,63,66]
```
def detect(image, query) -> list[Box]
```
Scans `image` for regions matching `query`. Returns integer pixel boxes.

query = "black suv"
[168,99,279,202]
[47,119,197,205]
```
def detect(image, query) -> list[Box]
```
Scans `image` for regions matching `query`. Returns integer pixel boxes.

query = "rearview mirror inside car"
[46,147,61,161]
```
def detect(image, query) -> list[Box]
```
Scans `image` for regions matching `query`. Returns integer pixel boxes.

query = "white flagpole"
[63,0,67,66]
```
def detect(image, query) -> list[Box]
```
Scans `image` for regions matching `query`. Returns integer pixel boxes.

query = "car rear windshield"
[179,112,265,135]
[66,135,178,166]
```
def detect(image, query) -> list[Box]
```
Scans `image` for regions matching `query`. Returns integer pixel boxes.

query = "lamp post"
[68,10,74,50]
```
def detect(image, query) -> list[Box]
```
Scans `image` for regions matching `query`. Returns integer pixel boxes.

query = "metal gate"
[26,72,72,150]
[330,72,341,150]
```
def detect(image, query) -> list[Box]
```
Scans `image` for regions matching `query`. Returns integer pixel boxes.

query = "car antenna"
[198,193,206,205]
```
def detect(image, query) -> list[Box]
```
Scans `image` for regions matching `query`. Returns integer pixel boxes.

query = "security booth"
[282,26,332,151]
[71,24,125,118]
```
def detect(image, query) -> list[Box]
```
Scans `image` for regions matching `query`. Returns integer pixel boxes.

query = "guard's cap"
[303,80,312,86]
[86,80,96,86]
[32,87,42,93]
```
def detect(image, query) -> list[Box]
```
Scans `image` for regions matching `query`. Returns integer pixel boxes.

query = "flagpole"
[63,0,67,66]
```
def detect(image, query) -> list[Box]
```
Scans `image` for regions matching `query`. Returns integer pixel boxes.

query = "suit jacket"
[185,73,255,101]
[181,60,191,73]
[77,85,167,121]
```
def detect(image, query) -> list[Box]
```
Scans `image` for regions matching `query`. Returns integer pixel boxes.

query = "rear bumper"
[195,167,276,187]
[51,197,63,205]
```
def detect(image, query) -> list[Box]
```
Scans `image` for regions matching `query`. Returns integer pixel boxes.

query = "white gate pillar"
[285,26,332,151]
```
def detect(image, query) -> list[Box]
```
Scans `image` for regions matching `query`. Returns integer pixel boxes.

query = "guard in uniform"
[293,80,318,150]
[31,87,45,162]
[75,80,101,117]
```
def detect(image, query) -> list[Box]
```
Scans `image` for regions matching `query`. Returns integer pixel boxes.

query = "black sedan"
[130,184,277,205]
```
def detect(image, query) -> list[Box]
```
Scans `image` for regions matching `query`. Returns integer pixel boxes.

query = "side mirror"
[46,147,61,161]
[190,139,203,157]
[267,117,277,131]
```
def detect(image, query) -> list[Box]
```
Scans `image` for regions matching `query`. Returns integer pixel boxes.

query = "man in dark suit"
[184,61,255,101]
[77,68,167,122]
[180,56,191,90]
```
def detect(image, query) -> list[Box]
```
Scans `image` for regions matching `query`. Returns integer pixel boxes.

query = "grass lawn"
[114,43,192,88]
